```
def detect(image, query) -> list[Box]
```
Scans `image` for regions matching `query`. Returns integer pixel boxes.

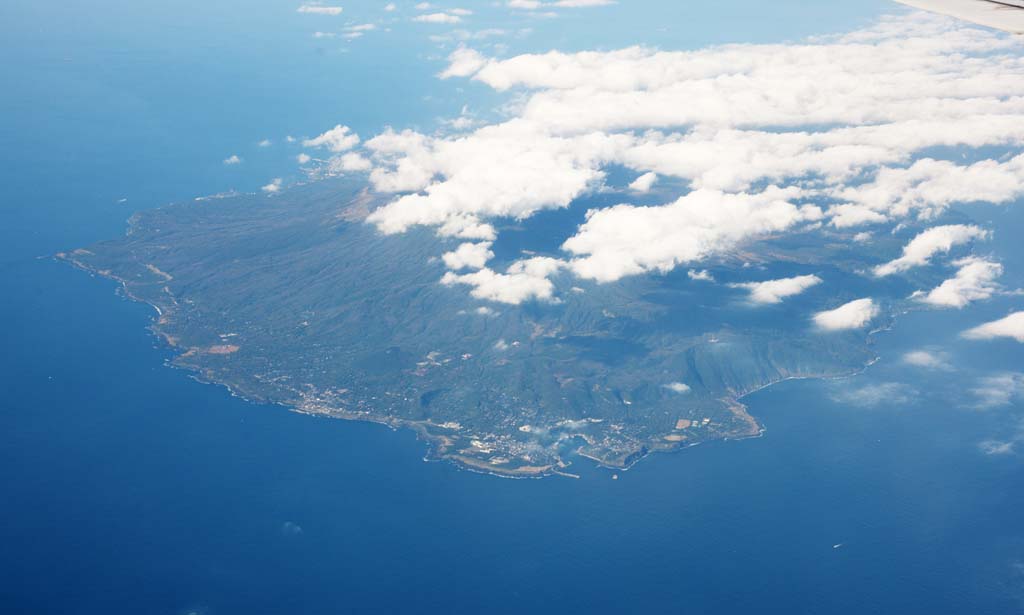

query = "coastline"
[57,250,883,479]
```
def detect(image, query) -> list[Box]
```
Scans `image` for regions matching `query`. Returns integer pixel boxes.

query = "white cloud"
[979,440,1016,455]
[297,153,311,164]
[258,139,272,147]
[368,16,1024,250]
[297,4,343,15]
[663,382,691,393]
[261,178,283,193]
[384,2,396,11]
[813,298,878,331]
[730,274,822,304]
[439,48,489,78]
[442,241,494,270]
[365,123,629,239]
[963,311,1024,342]
[441,257,563,304]
[223,154,242,165]
[303,125,360,152]
[332,152,372,172]
[295,14,1024,304]
[414,12,462,24]
[687,269,714,282]
[902,349,951,370]
[837,154,1024,223]
[912,257,1002,308]
[562,186,822,283]
[976,417,1024,455]
[342,25,376,40]
[628,171,657,192]
[874,224,989,277]
[970,373,1024,408]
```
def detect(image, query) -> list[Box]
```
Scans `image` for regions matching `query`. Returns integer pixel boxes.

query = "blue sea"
[3,1,1023,613]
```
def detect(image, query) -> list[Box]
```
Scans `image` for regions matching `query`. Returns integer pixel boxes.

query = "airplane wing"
[896,0,1024,33]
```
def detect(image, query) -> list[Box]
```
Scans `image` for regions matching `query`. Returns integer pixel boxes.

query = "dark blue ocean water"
[3,1,1024,613]
[4,258,1024,614]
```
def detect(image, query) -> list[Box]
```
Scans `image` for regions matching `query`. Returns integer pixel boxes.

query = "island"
[60,177,901,477]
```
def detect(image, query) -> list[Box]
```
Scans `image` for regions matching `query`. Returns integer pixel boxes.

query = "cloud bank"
[313,13,1024,306]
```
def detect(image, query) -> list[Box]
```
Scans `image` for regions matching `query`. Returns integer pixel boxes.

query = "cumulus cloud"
[303,125,360,152]
[912,257,1002,308]
[729,274,822,304]
[223,154,242,165]
[376,19,1011,248]
[563,186,822,283]
[298,14,1024,303]
[439,47,489,78]
[441,257,563,304]
[330,152,372,172]
[872,223,991,276]
[837,154,1024,223]
[297,4,343,15]
[813,298,878,331]
[663,382,691,393]
[261,178,283,193]
[628,171,658,192]
[297,153,311,164]
[962,311,1024,342]
[365,123,628,239]
[442,241,494,270]
[687,269,714,282]
[874,224,989,277]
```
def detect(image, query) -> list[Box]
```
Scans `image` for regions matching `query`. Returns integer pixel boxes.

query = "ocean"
[2,1,1023,613]
[4,257,1023,614]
